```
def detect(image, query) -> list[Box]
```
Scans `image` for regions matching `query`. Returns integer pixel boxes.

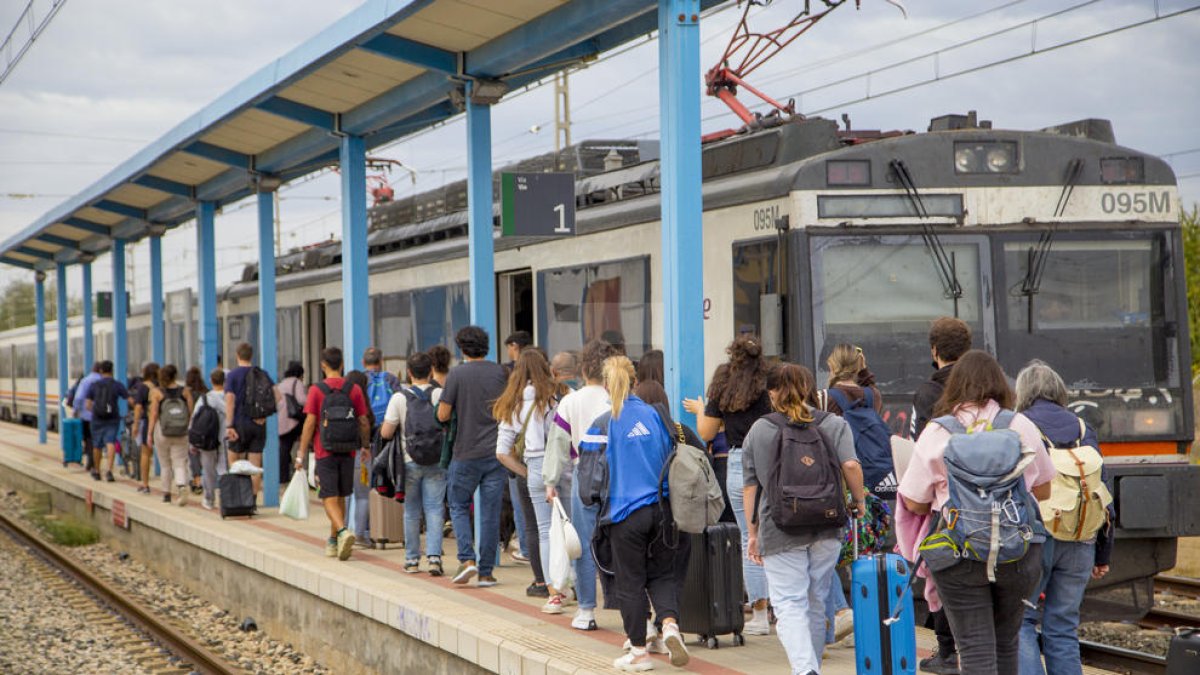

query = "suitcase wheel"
[733,633,745,647]
[704,636,719,649]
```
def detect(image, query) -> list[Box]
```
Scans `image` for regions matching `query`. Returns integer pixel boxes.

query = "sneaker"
[162,493,172,504]
[451,560,478,584]
[612,650,653,672]
[105,471,115,482]
[511,550,529,564]
[526,582,550,598]
[325,538,337,558]
[336,528,355,561]
[428,556,443,577]
[201,498,213,511]
[622,636,668,655]
[542,595,565,614]
[833,609,854,643]
[744,613,771,636]
[661,622,689,668]
[570,608,597,631]
[176,485,188,507]
[919,647,961,675]
[137,485,151,494]
[477,575,497,588]
[91,471,101,481]
[404,559,420,574]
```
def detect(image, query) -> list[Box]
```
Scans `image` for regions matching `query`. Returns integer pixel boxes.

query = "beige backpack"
[1039,418,1112,542]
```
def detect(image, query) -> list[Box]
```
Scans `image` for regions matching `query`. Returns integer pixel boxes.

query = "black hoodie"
[910,364,954,439]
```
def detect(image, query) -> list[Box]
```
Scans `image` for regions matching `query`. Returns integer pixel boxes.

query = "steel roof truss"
[358,33,459,73]
[15,246,54,260]
[35,233,78,249]
[133,175,195,199]
[61,217,111,235]
[183,141,253,168]
[92,200,147,221]
[255,96,337,131]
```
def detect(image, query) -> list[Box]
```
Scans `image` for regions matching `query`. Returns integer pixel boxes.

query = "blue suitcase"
[851,551,916,675]
[61,418,83,467]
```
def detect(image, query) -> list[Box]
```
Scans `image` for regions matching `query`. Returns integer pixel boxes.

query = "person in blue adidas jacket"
[577,355,689,672]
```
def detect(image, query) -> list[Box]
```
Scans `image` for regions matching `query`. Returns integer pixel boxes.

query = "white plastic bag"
[229,459,263,476]
[548,497,582,591]
[280,469,310,520]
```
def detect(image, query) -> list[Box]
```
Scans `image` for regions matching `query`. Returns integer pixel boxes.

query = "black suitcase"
[219,473,256,518]
[1167,628,1200,675]
[678,522,745,648]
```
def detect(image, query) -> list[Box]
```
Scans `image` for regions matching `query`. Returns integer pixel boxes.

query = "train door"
[305,300,326,380]
[497,269,534,348]
[731,237,787,358]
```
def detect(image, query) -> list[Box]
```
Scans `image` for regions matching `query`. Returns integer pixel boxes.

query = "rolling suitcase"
[850,522,916,675]
[61,418,83,467]
[679,521,745,648]
[219,473,256,518]
[368,490,404,549]
[1166,627,1200,675]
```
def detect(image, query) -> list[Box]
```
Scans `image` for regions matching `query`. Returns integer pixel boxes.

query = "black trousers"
[514,470,544,585]
[609,504,680,647]
[932,608,956,654]
[279,425,302,484]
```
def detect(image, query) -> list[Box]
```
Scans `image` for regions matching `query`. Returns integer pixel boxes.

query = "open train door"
[304,300,326,379]
[497,269,534,354]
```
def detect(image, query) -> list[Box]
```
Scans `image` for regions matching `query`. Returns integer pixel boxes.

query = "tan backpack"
[1039,418,1112,542]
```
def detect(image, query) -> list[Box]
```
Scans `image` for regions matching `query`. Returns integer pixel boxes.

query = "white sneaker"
[541,595,565,615]
[622,638,668,654]
[201,498,213,511]
[570,608,597,631]
[744,611,771,636]
[613,650,653,672]
[176,485,189,507]
[661,623,689,668]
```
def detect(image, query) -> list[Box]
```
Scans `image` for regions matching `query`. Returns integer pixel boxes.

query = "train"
[7,111,1196,620]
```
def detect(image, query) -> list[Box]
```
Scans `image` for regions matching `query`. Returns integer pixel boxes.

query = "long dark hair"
[185,366,207,397]
[635,350,664,387]
[707,336,768,413]
[933,350,1014,417]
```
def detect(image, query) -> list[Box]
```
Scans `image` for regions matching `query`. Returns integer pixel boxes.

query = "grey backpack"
[654,406,724,534]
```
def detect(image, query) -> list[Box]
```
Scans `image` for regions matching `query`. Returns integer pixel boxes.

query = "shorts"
[231,419,267,454]
[316,454,355,499]
[91,420,121,447]
[137,419,148,446]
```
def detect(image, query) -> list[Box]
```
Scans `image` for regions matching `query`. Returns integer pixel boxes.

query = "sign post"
[500,172,576,237]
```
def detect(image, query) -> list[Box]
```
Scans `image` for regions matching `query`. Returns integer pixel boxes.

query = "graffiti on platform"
[395,605,432,642]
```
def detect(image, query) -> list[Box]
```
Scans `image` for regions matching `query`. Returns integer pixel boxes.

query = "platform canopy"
[0,0,723,270]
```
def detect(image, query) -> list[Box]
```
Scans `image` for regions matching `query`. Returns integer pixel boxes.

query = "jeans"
[824,570,850,644]
[763,537,841,675]
[351,450,371,541]
[404,462,447,561]
[727,448,769,603]
[610,504,680,647]
[199,449,222,503]
[513,465,544,584]
[526,456,554,585]
[509,476,530,557]
[1019,539,1094,675]
[448,456,507,576]
[570,464,600,610]
[930,543,1044,675]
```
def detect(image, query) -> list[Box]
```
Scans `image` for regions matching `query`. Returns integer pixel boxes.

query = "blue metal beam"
[37,233,78,248]
[255,96,336,130]
[465,82,496,361]
[359,33,458,73]
[196,202,219,373]
[92,200,147,220]
[56,263,68,404]
[185,141,252,169]
[658,0,703,425]
[112,238,128,384]
[133,175,194,198]
[62,218,110,235]
[339,135,370,362]
[82,262,94,368]
[35,273,47,444]
[257,190,280,508]
[1,256,34,270]
[149,235,165,364]
[16,246,54,260]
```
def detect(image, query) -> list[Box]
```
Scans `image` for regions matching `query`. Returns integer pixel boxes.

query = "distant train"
[8,113,1196,619]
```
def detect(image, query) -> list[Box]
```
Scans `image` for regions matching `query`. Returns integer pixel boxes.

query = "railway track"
[1079,640,1167,675]
[0,509,237,675]
[1155,574,1200,600]
[1143,575,1200,630]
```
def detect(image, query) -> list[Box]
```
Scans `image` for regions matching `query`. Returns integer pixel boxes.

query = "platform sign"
[500,172,575,237]
[85,488,94,514]
[112,499,129,530]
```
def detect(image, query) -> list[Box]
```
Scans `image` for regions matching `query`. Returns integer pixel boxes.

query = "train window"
[732,239,780,340]
[1100,157,1144,184]
[538,256,651,360]
[277,307,302,376]
[413,283,470,354]
[375,292,416,360]
[326,301,343,354]
[46,341,57,380]
[810,235,985,393]
[817,194,963,219]
[826,160,871,187]
[69,338,83,379]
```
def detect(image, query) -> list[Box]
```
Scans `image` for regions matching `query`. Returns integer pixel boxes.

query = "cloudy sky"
[1,0,1197,302]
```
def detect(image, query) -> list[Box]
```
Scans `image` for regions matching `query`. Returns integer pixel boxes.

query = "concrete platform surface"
[0,423,1116,675]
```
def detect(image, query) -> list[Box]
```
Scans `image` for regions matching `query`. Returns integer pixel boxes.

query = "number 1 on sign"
[553,203,569,233]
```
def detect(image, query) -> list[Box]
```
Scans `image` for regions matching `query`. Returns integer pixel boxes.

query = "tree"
[0,278,82,330]
[1184,206,1200,376]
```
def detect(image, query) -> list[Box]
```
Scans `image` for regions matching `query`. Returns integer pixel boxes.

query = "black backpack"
[189,394,222,451]
[755,411,847,535]
[91,379,119,420]
[403,386,444,466]
[318,381,360,453]
[283,380,305,421]
[243,367,277,419]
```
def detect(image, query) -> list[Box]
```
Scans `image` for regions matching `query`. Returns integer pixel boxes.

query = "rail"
[1079,640,1167,675]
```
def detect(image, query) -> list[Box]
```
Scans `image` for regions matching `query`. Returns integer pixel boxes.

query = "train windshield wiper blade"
[890,159,963,314]
[1018,158,1083,332]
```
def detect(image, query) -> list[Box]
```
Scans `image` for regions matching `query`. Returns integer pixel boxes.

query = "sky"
[0,0,1197,303]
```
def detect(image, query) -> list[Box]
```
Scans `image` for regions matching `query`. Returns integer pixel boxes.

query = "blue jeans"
[1019,539,1094,675]
[351,450,371,541]
[527,456,571,586]
[727,448,769,603]
[510,475,530,557]
[763,538,841,675]
[824,570,850,644]
[448,456,507,576]
[570,465,599,610]
[405,462,447,561]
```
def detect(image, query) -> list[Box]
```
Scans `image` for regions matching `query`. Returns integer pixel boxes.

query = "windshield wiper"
[890,159,963,316]
[1016,158,1083,332]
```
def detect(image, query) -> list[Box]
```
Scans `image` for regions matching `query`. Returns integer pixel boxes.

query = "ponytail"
[603,355,636,420]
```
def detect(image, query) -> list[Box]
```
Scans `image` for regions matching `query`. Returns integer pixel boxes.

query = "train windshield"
[997,234,1173,390]
[809,234,989,393]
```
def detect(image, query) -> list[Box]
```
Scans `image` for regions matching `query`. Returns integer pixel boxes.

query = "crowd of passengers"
[63,317,1112,675]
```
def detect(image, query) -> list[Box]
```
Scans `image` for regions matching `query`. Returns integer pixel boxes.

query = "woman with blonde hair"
[579,355,688,671]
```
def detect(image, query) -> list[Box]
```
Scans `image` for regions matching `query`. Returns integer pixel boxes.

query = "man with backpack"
[380,352,446,576]
[295,347,371,561]
[190,368,227,511]
[85,360,129,483]
[363,346,402,431]
[72,362,103,479]
[225,342,277,498]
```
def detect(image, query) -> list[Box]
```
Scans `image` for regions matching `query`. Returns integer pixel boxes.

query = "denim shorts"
[91,420,121,447]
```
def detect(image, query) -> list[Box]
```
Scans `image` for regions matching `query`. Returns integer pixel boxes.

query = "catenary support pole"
[55,263,68,404]
[112,239,128,388]
[196,202,219,379]
[82,260,94,368]
[258,189,280,507]
[149,233,165,364]
[466,81,497,360]
[339,134,370,362]
[658,0,704,425]
[35,271,47,444]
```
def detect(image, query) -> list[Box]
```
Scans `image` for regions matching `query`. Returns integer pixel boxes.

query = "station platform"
[0,422,1116,675]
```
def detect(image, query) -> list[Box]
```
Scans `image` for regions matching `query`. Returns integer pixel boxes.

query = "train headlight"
[954,141,1018,174]
[1109,408,1174,436]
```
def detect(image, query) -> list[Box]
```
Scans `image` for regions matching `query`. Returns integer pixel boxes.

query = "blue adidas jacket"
[577,395,672,525]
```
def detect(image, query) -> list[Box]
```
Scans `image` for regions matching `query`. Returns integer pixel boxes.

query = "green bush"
[1184,206,1199,376]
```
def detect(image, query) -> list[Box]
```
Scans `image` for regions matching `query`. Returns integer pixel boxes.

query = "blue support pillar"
[465,82,497,360]
[196,202,219,376]
[56,263,68,404]
[658,0,704,424]
[258,190,281,507]
[35,272,47,444]
[82,261,94,368]
[149,233,165,364]
[339,135,370,362]
[112,239,128,385]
